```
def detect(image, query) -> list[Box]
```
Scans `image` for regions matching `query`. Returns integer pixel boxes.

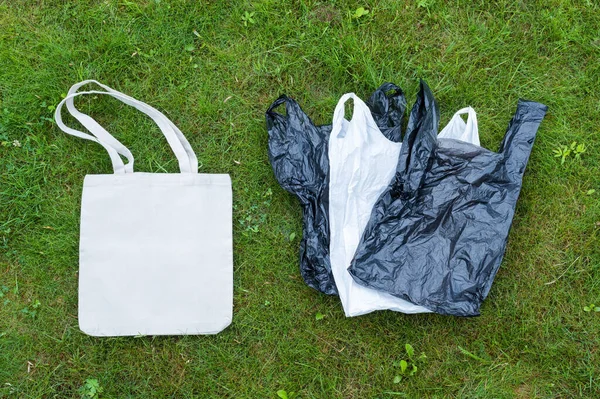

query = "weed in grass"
[20,299,40,319]
[78,378,103,399]
[277,389,296,399]
[553,141,587,164]
[236,188,272,234]
[351,7,369,20]
[583,304,600,312]
[241,11,256,27]
[392,344,426,384]
[573,143,587,160]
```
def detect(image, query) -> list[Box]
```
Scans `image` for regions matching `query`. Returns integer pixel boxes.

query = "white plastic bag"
[328,94,480,317]
[438,107,479,146]
[55,80,233,336]
[328,93,430,316]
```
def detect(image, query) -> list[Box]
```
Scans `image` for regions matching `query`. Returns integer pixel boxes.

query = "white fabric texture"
[328,94,480,317]
[55,80,233,336]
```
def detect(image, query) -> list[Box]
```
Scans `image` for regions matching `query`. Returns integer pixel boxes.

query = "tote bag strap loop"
[54,80,198,174]
[55,92,131,174]
[59,81,135,173]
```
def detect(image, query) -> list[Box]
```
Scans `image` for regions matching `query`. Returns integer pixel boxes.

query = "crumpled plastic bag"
[265,83,407,295]
[328,91,482,316]
[348,80,548,316]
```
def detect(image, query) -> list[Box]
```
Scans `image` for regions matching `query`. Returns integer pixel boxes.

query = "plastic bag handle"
[458,107,478,138]
[438,106,480,146]
[394,80,439,195]
[265,95,296,137]
[266,95,289,115]
[374,82,403,98]
[332,93,366,126]
[365,83,407,143]
[458,107,478,146]
[54,80,198,174]
[498,99,548,176]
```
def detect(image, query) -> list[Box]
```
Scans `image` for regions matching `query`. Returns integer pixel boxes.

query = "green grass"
[1,0,599,397]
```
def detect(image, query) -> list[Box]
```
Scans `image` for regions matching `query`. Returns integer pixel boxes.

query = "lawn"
[1,0,599,398]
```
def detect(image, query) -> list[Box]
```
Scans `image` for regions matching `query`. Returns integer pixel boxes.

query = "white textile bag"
[55,80,233,336]
[328,94,480,317]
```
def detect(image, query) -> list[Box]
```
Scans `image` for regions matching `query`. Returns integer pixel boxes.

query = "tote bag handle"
[54,80,198,174]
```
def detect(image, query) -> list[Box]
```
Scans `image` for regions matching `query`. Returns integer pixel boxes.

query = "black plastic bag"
[348,80,548,316]
[266,84,407,295]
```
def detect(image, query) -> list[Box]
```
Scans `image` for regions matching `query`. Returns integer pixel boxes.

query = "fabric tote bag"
[328,93,481,317]
[54,80,233,336]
